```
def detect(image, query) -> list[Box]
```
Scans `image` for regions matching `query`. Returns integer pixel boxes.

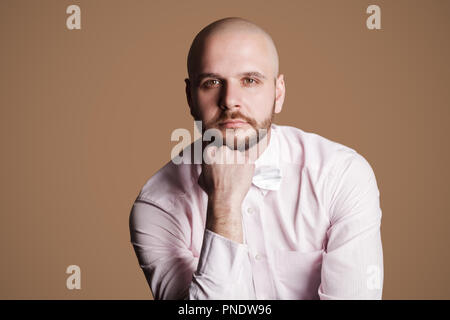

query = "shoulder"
[275,124,363,172]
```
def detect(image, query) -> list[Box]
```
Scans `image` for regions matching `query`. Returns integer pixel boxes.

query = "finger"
[223,146,237,164]
[204,145,218,165]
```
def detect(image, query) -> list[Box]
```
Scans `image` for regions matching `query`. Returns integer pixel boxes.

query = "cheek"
[193,91,220,120]
[248,89,275,118]
[193,90,213,108]
[196,90,219,108]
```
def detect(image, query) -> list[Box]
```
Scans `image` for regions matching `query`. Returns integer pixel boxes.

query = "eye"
[242,77,258,86]
[201,79,221,88]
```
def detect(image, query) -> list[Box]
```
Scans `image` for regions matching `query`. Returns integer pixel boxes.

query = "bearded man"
[129,17,384,300]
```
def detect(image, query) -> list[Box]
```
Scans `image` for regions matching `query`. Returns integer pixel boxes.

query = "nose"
[218,81,242,112]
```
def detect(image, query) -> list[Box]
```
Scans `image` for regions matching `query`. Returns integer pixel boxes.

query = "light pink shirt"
[129,124,384,300]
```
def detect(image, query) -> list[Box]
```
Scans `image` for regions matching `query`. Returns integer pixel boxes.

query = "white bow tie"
[252,165,282,191]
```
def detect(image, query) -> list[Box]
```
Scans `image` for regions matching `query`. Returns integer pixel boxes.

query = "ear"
[185,78,197,119]
[185,78,192,109]
[274,74,285,114]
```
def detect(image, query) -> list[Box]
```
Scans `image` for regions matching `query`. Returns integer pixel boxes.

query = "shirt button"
[247,207,254,214]
[255,253,261,260]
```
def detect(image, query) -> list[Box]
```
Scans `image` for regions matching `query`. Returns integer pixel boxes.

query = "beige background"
[1,0,449,299]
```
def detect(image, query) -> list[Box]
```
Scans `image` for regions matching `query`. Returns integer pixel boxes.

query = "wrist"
[208,193,243,212]
[206,198,242,227]
[205,209,243,244]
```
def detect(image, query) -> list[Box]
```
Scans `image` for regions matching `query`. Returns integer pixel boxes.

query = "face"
[186,31,285,150]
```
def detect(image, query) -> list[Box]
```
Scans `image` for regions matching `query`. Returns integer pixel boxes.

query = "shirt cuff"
[195,229,249,282]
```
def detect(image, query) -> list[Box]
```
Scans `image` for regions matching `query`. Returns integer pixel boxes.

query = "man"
[129,17,384,300]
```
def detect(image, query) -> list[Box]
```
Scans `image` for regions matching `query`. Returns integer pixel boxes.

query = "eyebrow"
[195,71,267,83]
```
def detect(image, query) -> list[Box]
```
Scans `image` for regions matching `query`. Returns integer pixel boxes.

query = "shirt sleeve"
[319,152,384,300]
[129,199,253,300]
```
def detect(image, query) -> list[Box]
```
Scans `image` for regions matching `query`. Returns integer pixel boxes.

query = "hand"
[198,145,255,208]
[198,145,255,243]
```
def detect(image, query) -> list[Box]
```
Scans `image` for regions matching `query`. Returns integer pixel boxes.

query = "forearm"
[205,195,243,244]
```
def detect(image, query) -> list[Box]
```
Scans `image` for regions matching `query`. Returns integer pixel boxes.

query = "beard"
[201,100,276,151]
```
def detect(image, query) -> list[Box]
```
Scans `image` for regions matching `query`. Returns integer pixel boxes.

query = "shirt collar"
[254,124,280,170]
[253,124,281,195]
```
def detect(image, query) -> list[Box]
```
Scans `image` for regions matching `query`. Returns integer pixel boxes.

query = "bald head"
[187,17,279,80]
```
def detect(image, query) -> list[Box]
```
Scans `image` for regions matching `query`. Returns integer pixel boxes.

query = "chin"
[223,133,260,151]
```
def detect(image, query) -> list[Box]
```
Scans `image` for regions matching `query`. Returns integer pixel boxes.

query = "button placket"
[241,189,275,299]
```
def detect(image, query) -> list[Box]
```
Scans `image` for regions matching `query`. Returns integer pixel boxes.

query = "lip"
[220,120,248,128]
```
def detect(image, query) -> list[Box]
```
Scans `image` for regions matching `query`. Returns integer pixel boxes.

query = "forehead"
[197,31,275,77]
